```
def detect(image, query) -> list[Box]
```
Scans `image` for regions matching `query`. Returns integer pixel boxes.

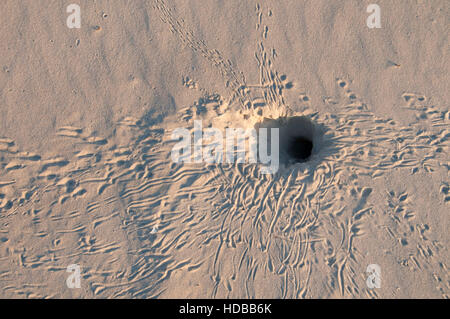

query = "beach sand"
[0,0,448,298]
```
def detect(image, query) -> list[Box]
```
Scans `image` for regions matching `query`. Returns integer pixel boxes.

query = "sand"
[0,0,448,298]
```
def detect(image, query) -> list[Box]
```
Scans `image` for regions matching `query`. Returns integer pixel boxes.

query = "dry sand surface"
[0,0,448,298]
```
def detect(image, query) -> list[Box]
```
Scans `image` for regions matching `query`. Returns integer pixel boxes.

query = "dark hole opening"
[255,115,329,166]
[287,136,313,162]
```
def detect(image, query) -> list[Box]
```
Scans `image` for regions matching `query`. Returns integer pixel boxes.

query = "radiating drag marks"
[151,1,448,298]
[0,114,225,297]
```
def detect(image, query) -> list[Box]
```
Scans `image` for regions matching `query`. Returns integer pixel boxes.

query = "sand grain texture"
[0,0,448,298]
